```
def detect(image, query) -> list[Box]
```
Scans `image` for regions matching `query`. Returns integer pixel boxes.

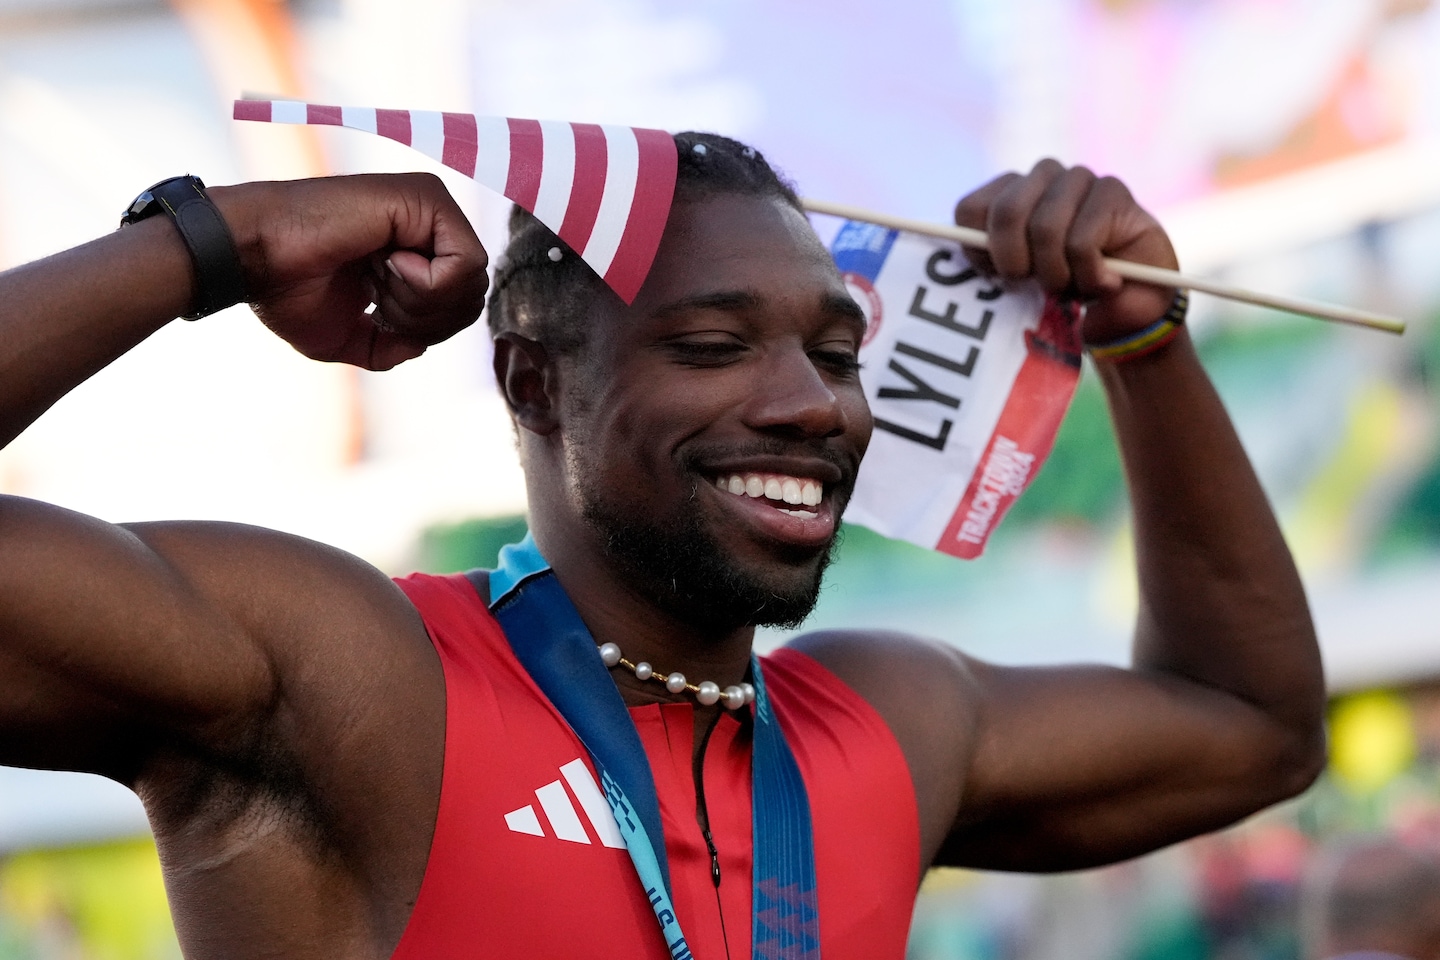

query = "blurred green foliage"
[413,514,531,573]
[1375,318,1440,562]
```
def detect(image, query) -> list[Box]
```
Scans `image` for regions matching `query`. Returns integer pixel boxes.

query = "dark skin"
[0,163,1325,958]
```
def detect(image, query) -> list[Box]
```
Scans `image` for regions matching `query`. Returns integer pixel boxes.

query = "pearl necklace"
[598,642,756,711]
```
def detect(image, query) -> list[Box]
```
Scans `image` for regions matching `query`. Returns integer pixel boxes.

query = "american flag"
[234,100,678,304]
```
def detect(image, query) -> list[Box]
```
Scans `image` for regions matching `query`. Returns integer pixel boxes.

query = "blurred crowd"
[908,684,1440,960]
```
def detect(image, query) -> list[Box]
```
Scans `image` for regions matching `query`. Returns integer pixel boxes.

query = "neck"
[531,522,757,708]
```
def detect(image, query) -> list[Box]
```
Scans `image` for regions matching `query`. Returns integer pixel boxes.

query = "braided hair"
[485,131,803,356]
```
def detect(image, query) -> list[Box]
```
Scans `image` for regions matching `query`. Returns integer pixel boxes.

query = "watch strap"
[121,176,248,320]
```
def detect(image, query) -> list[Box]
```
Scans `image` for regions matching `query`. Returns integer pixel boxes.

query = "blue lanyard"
[488,535,821,959]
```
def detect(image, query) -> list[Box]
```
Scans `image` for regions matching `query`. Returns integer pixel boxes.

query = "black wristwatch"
[120,175,248,320]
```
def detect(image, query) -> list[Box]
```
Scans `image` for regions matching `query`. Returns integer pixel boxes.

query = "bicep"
[940,661,1321,871]
[797,629,1321,874]
[0,496,276,777]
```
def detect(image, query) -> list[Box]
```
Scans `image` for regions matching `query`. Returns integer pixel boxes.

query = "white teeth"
[715,473,825,511]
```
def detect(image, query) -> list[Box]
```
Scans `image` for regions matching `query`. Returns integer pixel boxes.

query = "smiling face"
[544,192,873,632]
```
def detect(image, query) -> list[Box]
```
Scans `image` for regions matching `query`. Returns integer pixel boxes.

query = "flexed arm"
[798,161,1325,872]
[0,173,488,446]
[0,174,489,778]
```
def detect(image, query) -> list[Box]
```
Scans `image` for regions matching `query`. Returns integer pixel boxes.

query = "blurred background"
[2,0,1440,956]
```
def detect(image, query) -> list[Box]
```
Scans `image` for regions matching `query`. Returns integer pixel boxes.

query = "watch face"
[122,191,157,224]
[120,176,204,227]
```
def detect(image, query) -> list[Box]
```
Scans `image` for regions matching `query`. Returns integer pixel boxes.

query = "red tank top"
[391,572,920,959]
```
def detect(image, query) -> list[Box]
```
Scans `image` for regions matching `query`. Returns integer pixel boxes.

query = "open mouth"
[711,472,825,519]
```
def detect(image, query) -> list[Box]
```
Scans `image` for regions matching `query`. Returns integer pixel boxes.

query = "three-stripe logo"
[504,758,626,848]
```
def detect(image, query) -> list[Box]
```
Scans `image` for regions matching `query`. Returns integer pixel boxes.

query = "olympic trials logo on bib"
[843,271,884,347]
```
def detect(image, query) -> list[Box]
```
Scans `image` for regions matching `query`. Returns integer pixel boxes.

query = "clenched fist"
[211,173,490,371]
[954,159,1179,346]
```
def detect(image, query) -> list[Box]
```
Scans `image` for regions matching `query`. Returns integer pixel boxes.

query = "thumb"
[385,250,439,292]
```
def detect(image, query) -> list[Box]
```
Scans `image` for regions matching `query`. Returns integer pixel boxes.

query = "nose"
[742,343,849,440]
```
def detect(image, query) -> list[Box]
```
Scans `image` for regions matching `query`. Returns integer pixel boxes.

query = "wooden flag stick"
[801,198,1406,335]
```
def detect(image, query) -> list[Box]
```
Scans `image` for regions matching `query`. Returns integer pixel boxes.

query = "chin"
[582,496,835,634]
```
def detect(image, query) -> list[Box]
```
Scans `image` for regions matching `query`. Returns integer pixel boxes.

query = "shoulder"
[784,629,983,866]
[123,519,442,778]
[783,628,981,729]
[127,519,434,680]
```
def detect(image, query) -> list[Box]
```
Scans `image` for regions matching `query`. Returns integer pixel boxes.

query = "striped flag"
[234,99,678,304]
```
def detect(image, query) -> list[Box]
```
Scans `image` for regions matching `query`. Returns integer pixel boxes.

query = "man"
[1302,836,1440,960]
[0,132,1325,959]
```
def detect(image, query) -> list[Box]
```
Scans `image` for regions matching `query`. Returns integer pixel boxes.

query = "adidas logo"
[505,758,625,847]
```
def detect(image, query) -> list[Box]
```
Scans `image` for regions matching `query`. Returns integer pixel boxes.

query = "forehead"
[622,193,849,321]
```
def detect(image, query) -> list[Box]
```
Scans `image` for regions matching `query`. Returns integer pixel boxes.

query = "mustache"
[682,437,857,474]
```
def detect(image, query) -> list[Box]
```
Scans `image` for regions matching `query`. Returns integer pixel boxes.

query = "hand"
[954,159,1178,345]
[212,174,490,371]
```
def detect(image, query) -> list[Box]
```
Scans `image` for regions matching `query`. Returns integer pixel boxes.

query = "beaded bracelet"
[1086,290,1189,363]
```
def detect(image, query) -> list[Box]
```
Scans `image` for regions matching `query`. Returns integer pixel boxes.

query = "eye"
[663,338,748,367]
[810,347,863,377]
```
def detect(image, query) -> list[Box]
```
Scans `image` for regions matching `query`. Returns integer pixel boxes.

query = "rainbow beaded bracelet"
[1086,290,1189,363]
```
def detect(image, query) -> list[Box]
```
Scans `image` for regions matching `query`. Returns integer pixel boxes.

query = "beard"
[577,474,843,635]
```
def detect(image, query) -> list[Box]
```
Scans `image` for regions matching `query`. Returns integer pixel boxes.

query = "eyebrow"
[822,292,868,333]
[651,290,763,318]
[652,289,868,334]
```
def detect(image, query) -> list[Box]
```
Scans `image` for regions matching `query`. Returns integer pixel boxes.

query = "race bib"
[837,221,1083,559]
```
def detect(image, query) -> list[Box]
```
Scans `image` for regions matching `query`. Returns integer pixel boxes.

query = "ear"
[493,332,560,435]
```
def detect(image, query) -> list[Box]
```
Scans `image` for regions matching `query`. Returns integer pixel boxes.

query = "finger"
[385,174,489,275]
[985,159,1066,281]
[365,284,424,343]
[327,303,424,371]
[362,173,488,324]
[376,205,489,309]
[1068,177,1179,342]
[954,172,1019,276]
[364,302,395,335]
[325,266,426,367]
[383,250,436,297]
[366,270,474,352]
[373,251,486,340]
[385,245,490,307]
[1065,176,1139,299]
[1027,166,1097,294]
[364,329,428,371]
